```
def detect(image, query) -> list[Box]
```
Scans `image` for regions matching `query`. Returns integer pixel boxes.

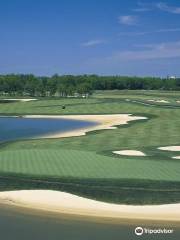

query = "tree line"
[0,74,180,97]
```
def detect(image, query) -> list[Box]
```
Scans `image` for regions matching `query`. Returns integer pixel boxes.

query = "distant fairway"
[0,90,180,204]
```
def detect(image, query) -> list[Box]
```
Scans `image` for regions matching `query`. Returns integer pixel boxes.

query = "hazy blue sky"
[0,0,180,76]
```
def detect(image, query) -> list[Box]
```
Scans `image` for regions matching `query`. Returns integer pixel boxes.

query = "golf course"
[0,89,180,208]
[2,1,180,238]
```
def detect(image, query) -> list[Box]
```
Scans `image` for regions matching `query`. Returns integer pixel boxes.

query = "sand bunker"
[0,190,180,221]
[113,150,146,156]
[2,98,37,102]
[172,156,180,159]
[158,146,180,151]
[148,99,169,103]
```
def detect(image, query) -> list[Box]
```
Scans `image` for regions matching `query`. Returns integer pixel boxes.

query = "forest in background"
[0,74,180,97]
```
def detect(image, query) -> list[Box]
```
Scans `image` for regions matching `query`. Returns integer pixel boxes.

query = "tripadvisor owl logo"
[135,227,143,236]
[134,226,174,236]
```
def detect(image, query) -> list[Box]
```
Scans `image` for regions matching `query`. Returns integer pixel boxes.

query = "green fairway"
[0,149,180,181]
[0,90,180,204]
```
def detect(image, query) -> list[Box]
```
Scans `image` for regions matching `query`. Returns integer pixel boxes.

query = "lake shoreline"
[0,190,180,225]
[22,114,147,139]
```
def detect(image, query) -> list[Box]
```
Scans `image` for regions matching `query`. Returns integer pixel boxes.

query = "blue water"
[0,117,97,142]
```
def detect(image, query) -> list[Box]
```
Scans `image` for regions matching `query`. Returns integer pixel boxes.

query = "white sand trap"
[176,101,180,103]
[172,156,180,159]
[0,190,180,221]
[158,146,180,151]
[113,150,146,156]
[2,98,37,102]
[156,100,169,103]
[148,99,169,103]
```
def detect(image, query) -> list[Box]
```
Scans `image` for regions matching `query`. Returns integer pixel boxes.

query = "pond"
[0,116,96,142]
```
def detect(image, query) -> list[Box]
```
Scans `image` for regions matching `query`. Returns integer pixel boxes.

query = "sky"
[0,0,180,77]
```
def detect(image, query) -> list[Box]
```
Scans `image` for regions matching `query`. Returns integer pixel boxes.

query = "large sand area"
[0,190,179,222]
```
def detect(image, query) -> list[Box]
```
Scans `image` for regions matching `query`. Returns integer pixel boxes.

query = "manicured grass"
[0,90,180,204]
[95,90,180,99]
[0,149,179,181]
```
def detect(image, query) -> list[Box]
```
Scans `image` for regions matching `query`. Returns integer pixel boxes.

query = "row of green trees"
[0,74,179,97]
